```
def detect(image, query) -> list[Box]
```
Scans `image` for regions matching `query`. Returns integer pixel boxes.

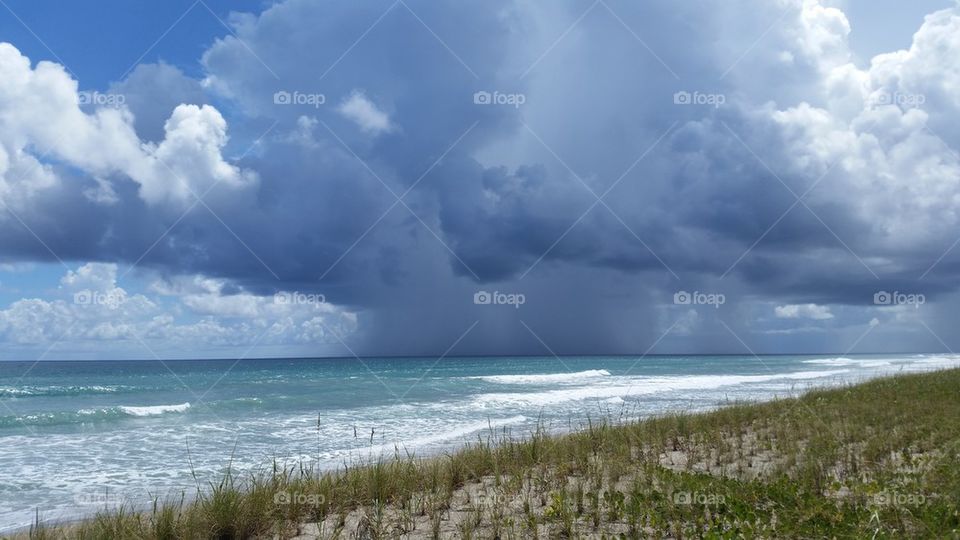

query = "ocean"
[1,353,957,531]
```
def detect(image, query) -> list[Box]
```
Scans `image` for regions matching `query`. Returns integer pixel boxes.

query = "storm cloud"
[1,0,959,358]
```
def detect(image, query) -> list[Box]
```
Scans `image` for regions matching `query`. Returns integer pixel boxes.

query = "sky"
[1,0,959,360]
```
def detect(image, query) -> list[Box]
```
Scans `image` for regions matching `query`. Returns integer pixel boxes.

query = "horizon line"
[0,350,948,363]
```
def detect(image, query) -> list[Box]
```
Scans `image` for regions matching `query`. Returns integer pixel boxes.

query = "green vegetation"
[14,368,960,539]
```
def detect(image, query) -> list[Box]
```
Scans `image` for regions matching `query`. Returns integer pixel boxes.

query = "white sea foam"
[119,403,191,417]
[473,370,849,407]
[0,385,134,397]
[907,355,960,370]
[804,355,960,370]
[469,369,611,384]
[803,357,891,367]
[343,415,528,459]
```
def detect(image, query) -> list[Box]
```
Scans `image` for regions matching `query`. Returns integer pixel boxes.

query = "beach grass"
[13,368,960,539]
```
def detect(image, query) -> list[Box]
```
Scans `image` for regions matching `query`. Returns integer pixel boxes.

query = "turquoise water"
[0,353,957,531]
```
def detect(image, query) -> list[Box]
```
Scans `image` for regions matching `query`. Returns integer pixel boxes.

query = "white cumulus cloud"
[774,303,835,320]
[337,90,393,135]
[0,263,357,355]
[0,42,255,209]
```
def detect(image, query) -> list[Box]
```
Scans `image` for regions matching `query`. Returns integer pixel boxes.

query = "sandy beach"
[14,367,960,539]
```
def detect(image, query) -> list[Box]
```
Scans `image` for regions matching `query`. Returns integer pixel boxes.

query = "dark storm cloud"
[3,0,960,355]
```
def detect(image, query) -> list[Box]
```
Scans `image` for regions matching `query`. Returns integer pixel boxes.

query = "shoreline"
[0,372,867,535]
[10,367,960,538]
